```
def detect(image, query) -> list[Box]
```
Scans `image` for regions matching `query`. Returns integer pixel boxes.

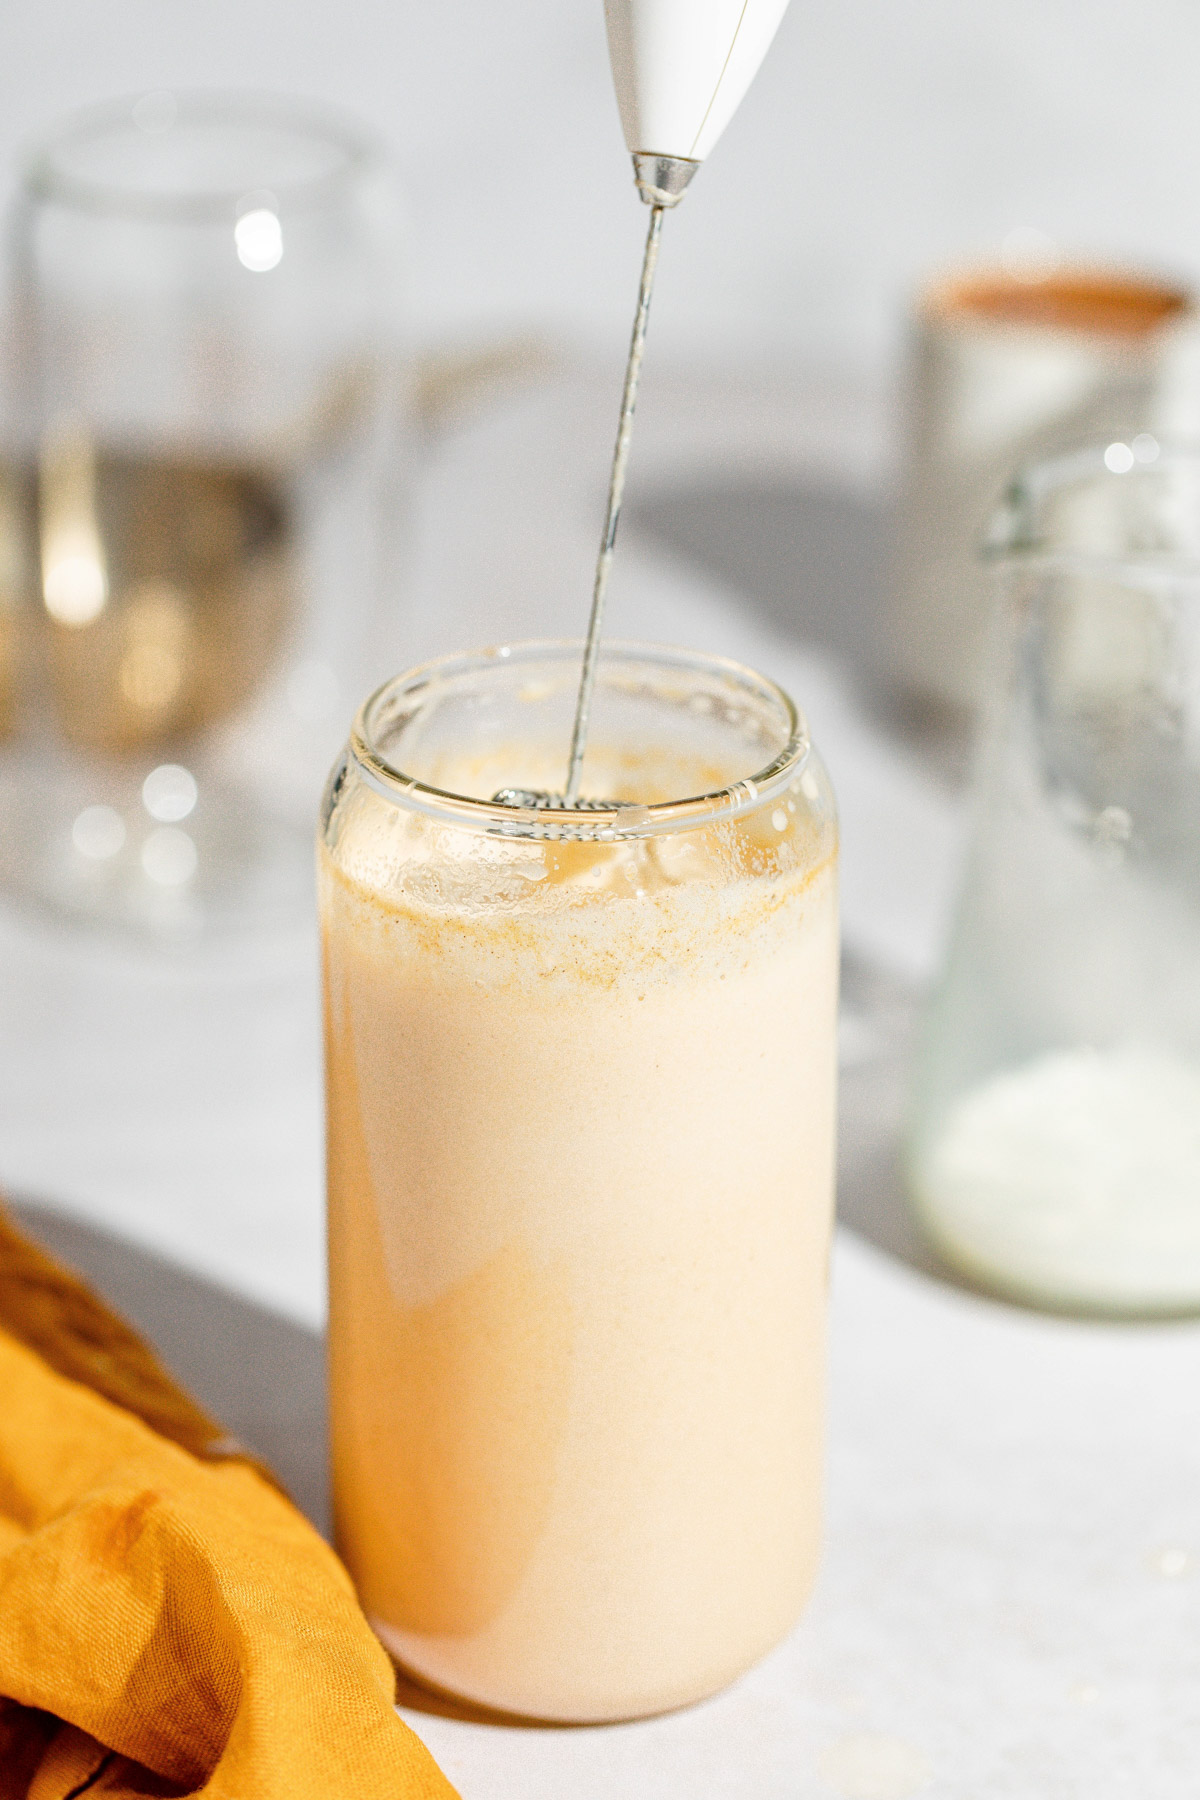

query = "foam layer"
[323,744,835,988]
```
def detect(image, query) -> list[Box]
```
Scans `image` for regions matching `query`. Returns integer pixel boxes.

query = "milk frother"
[497,0,792,811]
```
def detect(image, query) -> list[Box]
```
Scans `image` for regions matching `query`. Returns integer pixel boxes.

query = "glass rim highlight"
[21,90,382,223]
[986,438,1200,579]
[348,640,811,842]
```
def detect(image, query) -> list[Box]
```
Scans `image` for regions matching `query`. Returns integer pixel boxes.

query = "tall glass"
[0,92,406,938]
[908,443,1200,1314]
[321,642,839,1721]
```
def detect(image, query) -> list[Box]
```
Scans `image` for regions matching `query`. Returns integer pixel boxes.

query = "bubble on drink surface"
[141,827,198,887]
[142,763,198,824]
[72,805,125,860]
[1104,441,1135,475]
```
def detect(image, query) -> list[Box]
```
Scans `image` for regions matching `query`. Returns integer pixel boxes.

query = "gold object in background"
[0,93,408,937]
[0,461,31,741]
[37,423,291,754]
[890,263,1197,720]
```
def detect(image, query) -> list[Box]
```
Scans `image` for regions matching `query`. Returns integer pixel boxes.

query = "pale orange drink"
[321,642,838,1721]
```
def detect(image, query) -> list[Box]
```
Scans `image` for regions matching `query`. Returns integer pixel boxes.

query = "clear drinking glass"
[320,641,839,1721]
[0,92,407,939]
[908,442,1200,1314]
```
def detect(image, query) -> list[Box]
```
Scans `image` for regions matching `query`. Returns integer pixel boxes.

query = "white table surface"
[2,364,1197,1799]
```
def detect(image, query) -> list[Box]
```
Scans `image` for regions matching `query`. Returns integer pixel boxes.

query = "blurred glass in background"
[908,443,1200,1315]
[889,257,1199,721]
[0,91,408,940]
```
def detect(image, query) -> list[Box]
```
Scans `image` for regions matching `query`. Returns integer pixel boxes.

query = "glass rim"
[348,640,811,842]
[985,437,1200,579]
[20,90,383,223]
[922,263,1194,335]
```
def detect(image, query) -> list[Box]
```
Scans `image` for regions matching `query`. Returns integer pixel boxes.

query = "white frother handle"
[605,0,791,164]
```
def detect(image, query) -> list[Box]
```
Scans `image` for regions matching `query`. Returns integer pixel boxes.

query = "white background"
[5,14,1200,1795]
[4,0,1200,375]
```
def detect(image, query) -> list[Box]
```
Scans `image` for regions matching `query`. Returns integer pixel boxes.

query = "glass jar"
[320,641,839,1722]
[908,442,1200,1314]
[889,265,1196,717]
[0,91,407,939]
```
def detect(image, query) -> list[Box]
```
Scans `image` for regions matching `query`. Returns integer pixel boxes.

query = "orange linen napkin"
[0,1204,457,1800]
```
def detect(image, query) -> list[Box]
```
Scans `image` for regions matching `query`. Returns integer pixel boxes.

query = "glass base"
[0,746,313,945]
[370,1611,761,1726]
[909,1045,1200,1317]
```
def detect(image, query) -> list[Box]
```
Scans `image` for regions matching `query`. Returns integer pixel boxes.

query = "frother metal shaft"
[563,202,666,804]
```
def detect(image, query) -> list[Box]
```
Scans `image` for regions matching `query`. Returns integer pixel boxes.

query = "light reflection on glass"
[71,804,125,860]
[39,423,108,627]
[235,208,283,273]
[142,763,198,823]
[141,825,198,886]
